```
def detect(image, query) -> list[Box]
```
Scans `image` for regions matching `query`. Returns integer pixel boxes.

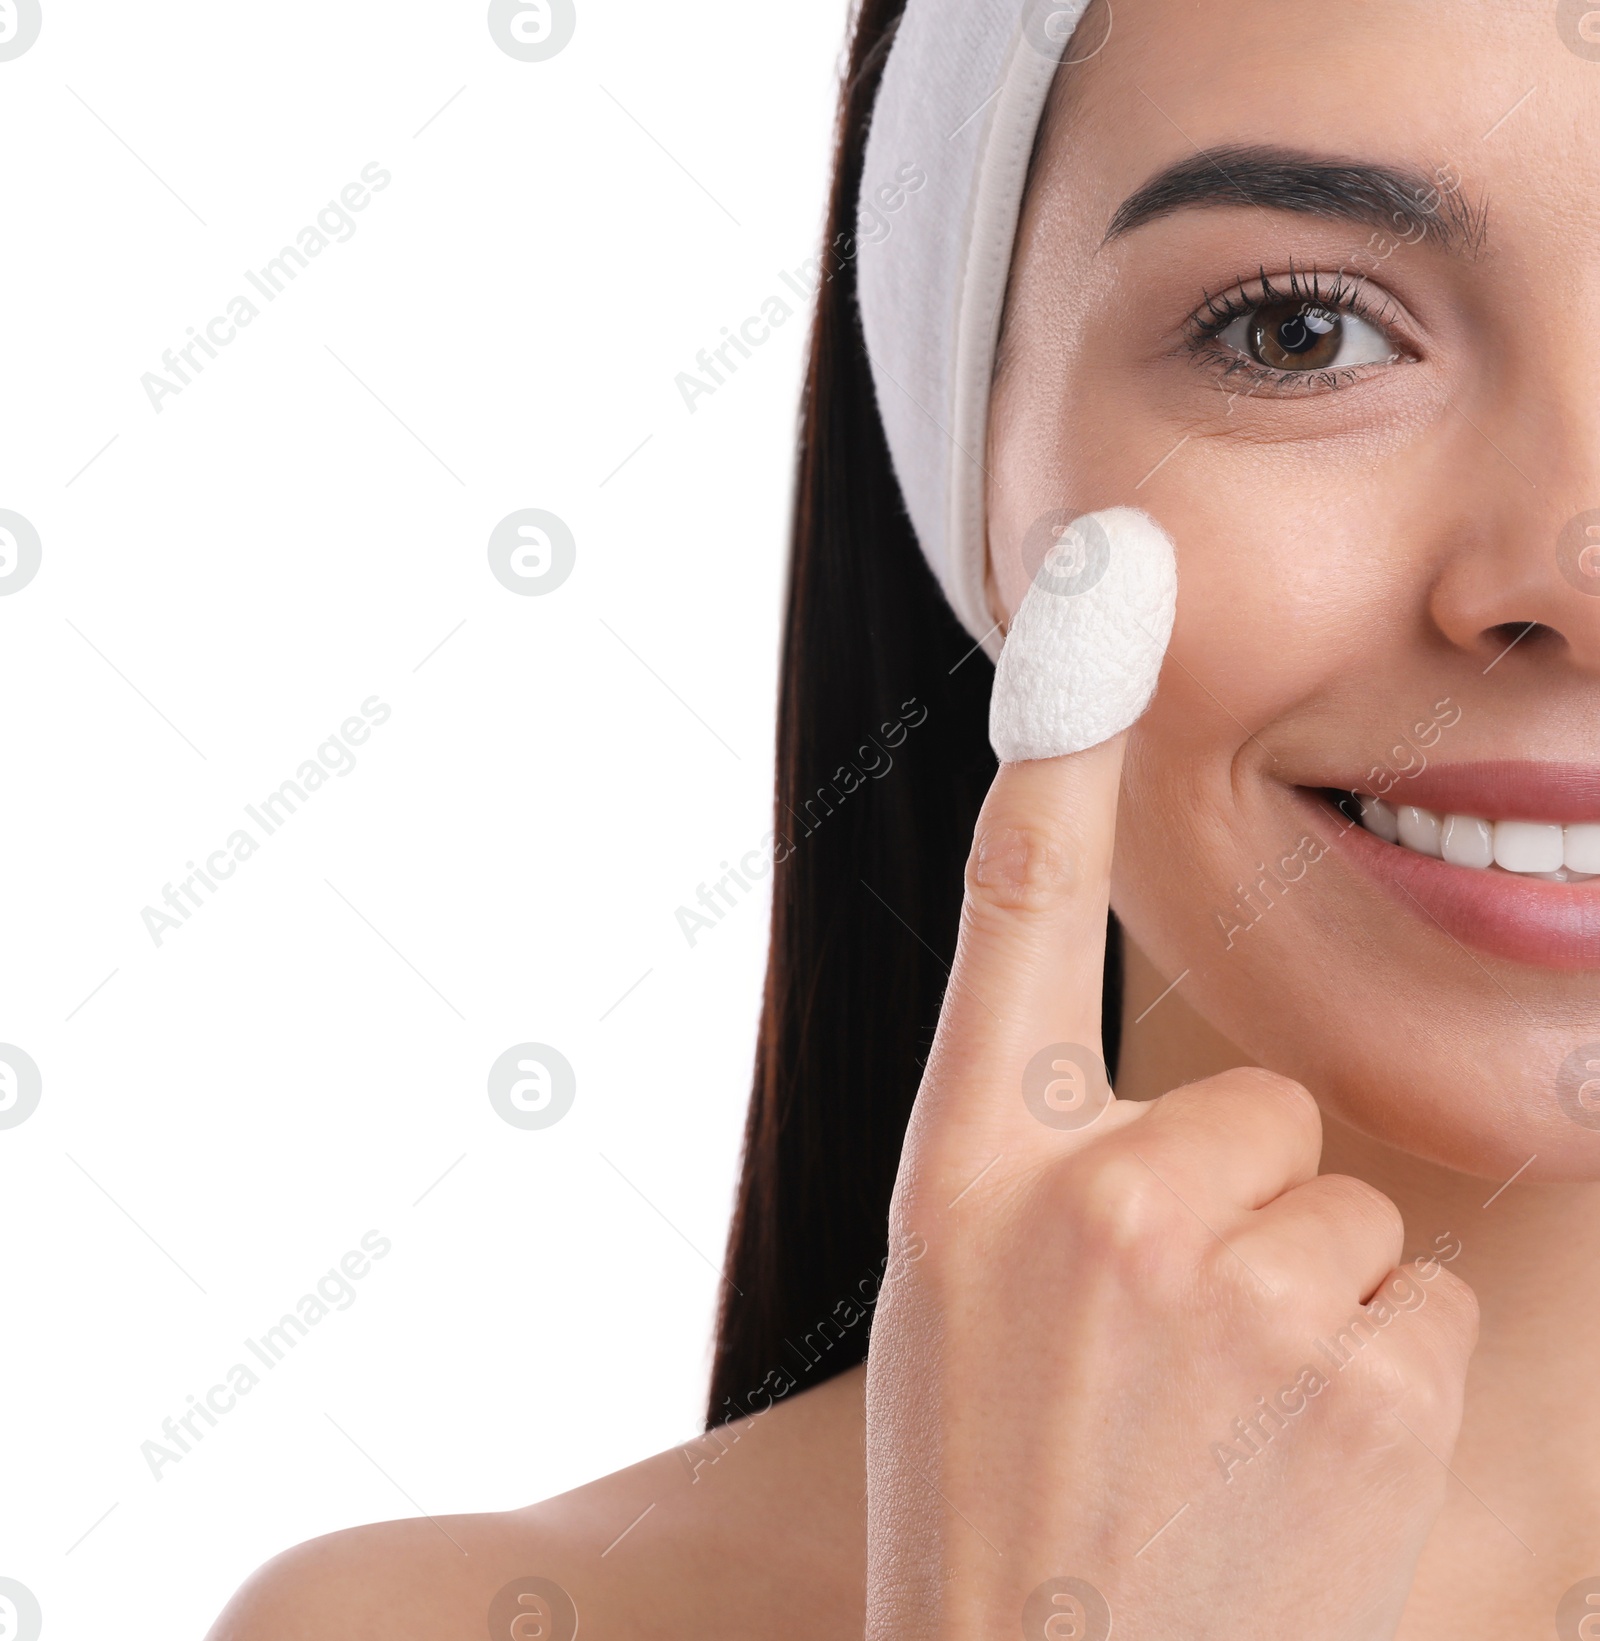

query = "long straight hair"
[707,0,1122,1425]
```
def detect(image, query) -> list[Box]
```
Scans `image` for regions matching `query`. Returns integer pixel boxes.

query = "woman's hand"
[864,738,1479,1640]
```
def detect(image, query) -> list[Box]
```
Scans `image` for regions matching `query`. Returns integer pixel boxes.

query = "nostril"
[1484,620,1558,660]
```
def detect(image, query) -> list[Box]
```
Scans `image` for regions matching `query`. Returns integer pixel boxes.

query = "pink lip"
[1299,791,1600,971]
[1345,761,1600,823]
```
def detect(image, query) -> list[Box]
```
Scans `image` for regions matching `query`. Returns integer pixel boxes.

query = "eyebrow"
[1103,144,1488,257]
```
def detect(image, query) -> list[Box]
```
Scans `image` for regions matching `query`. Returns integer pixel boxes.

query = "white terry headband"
[857,0,1095,657]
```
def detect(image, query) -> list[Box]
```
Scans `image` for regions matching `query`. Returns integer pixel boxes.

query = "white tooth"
[1441,814,1494,869]
[1397,805,1444,858]
[1566,823,1600,875]
[1360,796,1400,843]
[1494,820,1564,874]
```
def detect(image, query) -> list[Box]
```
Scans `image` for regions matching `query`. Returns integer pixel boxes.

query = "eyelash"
[1183,263,1409,397]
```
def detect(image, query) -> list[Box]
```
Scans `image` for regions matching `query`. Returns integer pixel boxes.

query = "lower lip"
[1298,792,1600,971]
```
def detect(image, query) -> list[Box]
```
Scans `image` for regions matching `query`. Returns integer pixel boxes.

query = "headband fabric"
[857,0,1092,656]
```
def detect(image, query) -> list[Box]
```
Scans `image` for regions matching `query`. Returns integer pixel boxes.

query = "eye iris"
[1249,301,1342,371]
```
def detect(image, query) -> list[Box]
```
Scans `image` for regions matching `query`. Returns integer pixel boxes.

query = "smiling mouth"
[1321,790,1600,883]
[1297,767,1600,969]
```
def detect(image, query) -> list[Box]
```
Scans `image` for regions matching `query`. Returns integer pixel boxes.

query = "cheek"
[989,363,1434,658]
[1144,445,1433,721]
[1106,471,1409,962]
[993,444,1422,722]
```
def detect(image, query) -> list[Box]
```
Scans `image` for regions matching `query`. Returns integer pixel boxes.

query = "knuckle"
[1204,1237,1306,1316]
[1394,1362,1457,1430]
[1218,1064,1317,1114]
[965,820,1078,915]
[1332,1331,1412,1407]
[1165,1064,1321,1137]
[1418,1264,1481,1348]
[1341,1342,1462,1446]
[1058,1149,1183,1259]
[1325,1174,1405,1242]
[1205,1064,1323,1143]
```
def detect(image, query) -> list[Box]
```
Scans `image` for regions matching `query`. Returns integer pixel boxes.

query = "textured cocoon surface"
[989,508,1178,763]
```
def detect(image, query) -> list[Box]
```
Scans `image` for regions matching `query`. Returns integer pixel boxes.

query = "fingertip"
[988,507,1177,764]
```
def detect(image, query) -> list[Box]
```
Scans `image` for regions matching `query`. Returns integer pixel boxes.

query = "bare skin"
[205,1364,869,1639]
[209,1,1600,1636]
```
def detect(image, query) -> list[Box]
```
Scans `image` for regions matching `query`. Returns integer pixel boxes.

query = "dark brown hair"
[707,0,1122,1425]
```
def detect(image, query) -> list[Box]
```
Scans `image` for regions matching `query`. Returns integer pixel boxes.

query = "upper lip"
[1317,762,1600,824]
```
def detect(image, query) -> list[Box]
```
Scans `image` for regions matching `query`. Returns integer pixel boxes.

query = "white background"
[0,2,847,1634]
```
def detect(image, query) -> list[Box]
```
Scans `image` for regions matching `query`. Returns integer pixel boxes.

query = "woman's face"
[988,0,1600,1180]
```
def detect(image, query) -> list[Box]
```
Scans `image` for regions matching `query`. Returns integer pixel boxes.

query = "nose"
[1427,405,1600,677]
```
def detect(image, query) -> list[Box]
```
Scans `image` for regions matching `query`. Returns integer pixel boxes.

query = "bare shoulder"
[202,1493,574,1640]
[204,1365,866,1641]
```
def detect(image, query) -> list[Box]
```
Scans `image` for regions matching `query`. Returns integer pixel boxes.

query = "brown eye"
[1250,302,1343,370]
[1216,297,1397,377]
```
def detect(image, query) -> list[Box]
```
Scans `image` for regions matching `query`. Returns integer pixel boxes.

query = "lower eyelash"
[1183,263,1405,397]
[1189,347,1373,398]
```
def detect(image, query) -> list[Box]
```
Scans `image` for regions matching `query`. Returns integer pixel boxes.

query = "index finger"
[920,740,1125,1148]
[912,507,1177,1152]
